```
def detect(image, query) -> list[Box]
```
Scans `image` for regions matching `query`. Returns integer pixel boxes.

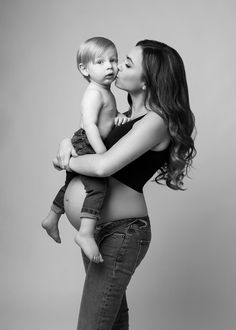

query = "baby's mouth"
[105,72,114,78]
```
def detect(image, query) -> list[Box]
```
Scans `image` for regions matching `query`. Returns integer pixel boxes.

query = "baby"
[42,37,129,263]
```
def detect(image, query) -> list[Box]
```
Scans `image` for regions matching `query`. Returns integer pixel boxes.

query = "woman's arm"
[68,111,168,177]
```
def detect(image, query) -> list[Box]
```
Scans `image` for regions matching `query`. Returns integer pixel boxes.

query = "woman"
[55,39,196,329]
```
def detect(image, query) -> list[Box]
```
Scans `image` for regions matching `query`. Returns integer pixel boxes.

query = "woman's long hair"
[133,39,196,190]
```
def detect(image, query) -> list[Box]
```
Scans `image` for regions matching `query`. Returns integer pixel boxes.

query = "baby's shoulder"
[81,87,103,106]
[83,86,103,98]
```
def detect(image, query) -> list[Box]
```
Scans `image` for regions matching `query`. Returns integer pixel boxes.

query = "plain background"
[0,0,235,329]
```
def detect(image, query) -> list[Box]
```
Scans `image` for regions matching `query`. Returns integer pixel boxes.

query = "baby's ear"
[78,63,89,77]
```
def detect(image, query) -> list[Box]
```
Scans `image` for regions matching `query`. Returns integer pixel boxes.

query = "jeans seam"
[113,234,126,276]
[97,279,114,330]
[81,207,100,216]
[131,240,142,275]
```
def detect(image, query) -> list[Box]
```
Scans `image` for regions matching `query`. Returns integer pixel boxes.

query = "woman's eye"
[96,60,103,64]
[124,60,131,68]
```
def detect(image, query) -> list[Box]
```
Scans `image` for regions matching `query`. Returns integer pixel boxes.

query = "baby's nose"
[106,61,112,68]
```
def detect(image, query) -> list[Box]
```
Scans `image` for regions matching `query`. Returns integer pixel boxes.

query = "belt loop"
[127,217,149,230]
[127,219,139,229]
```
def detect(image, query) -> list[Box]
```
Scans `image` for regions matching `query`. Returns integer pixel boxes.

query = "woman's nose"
[117,63,122,71]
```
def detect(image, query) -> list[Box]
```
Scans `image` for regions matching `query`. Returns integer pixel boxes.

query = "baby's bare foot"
[41,211,61,243]
[74,232,103,263]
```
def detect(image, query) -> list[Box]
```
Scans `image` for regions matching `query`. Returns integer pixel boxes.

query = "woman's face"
[115,46,145,93]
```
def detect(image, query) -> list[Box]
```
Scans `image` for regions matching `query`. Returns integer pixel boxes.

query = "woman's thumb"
[71,148,78,157]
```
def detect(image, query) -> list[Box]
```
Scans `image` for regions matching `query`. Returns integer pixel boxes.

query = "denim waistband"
[96,215,150,232]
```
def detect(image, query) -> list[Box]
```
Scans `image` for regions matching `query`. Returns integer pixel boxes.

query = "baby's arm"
[81,90,107,154]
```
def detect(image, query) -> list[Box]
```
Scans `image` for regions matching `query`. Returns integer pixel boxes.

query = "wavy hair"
[133,39,196,190]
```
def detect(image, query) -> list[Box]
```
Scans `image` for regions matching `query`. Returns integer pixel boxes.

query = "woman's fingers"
[92,256,99,263]
[92,254,104,263]
[56,138,73,168]
[57,152,70,169]
[52,158,63,171]
[71,147,78,157]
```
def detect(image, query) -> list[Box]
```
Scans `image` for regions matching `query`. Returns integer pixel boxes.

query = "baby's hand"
[114,113,131,126]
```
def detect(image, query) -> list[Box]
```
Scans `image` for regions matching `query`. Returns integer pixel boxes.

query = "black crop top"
[104,115,170,193]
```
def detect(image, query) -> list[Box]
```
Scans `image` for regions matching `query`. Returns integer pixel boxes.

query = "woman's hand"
[54,138,77,171]
[52,157,63,171]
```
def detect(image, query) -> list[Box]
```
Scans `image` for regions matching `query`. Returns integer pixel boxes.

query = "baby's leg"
[41,209,62,243]
[75,218,103,263]
[75,175,108,262]
[42,171,76,243]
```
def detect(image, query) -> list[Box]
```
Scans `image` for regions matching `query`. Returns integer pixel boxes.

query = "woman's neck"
[129,93,148,119]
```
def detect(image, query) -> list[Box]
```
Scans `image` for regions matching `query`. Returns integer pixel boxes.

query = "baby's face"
[86,47,118,86]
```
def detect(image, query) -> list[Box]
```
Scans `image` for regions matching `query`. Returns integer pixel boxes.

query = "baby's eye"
[96,59,103,64]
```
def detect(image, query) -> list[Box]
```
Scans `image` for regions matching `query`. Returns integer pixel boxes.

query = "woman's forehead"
[126,46,143,65]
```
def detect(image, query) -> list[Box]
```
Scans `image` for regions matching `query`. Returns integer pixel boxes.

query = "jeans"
[51,128,108,220]
[77,216,152,330]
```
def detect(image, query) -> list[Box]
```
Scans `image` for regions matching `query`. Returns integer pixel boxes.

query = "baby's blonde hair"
[77,37,117,81]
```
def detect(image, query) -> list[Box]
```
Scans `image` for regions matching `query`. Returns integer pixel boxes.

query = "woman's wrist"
[68,157,74,172]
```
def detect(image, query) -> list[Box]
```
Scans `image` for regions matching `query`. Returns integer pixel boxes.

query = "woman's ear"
[78,63,89,77]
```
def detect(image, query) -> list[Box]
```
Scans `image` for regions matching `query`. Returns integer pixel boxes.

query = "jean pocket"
[97,231,126,264]
[100,232,125,248]
[114,233,151,276]
[127,220,151,238]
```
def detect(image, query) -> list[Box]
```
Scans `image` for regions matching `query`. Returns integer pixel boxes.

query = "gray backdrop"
[1,0,235,329]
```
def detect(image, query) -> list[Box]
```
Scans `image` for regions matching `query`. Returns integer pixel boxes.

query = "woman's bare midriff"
[64,176,148,231]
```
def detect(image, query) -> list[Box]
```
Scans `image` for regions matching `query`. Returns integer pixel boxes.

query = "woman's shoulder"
[134,110,167,129]
[133,111,170,151]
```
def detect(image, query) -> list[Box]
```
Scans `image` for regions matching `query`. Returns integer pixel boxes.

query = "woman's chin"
[64,176,86,231]
[114,79,121,89]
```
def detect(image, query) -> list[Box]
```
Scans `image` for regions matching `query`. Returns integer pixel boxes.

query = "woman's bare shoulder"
[133,110,166,130]
[133,111,170,151]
